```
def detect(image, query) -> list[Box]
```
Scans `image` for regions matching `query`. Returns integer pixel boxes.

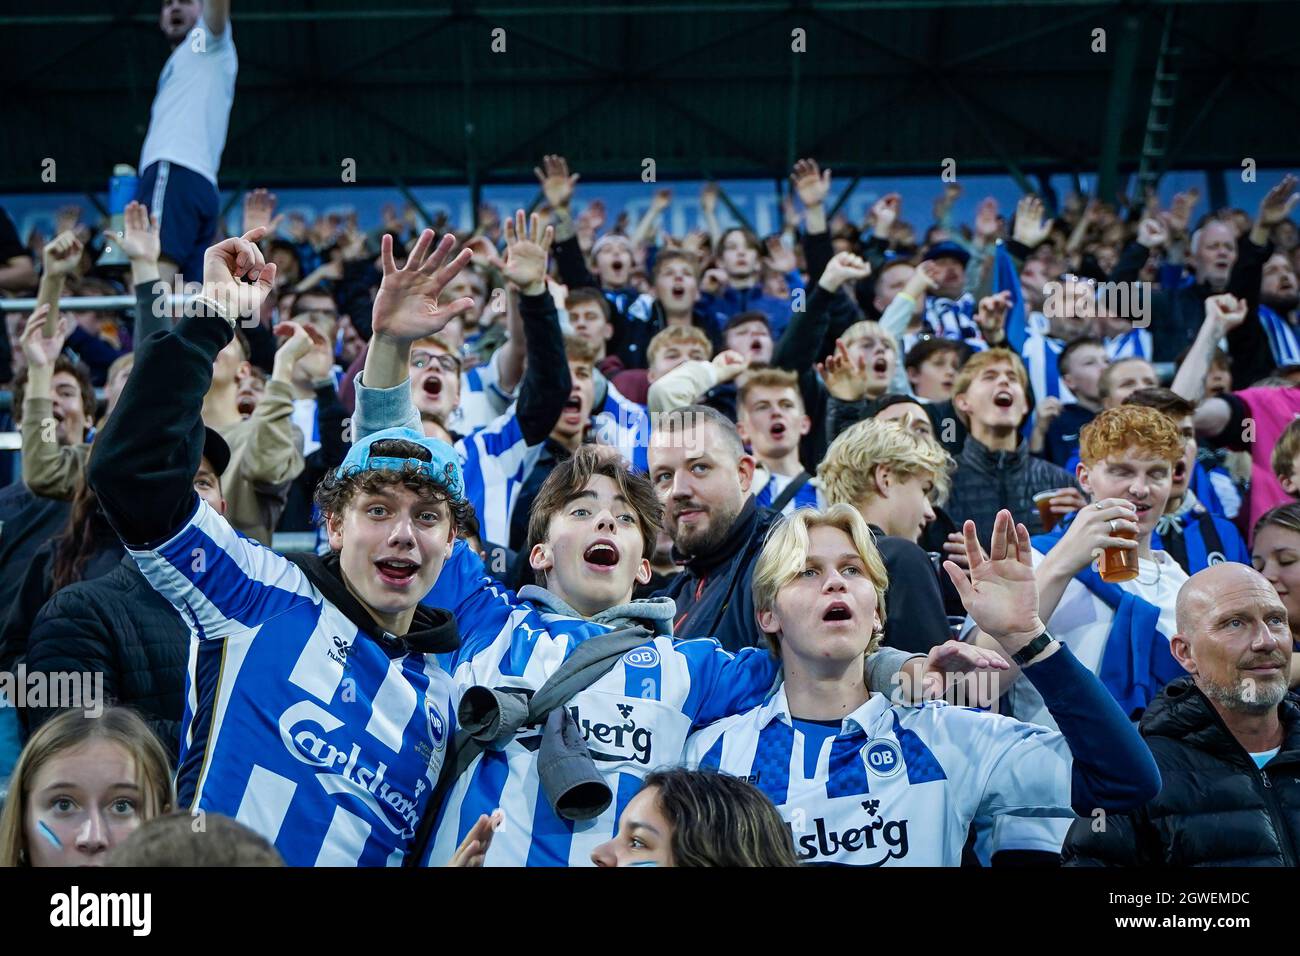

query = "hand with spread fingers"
[942,510,1045,649]
[370,229,476,342]
[501,209,555,296]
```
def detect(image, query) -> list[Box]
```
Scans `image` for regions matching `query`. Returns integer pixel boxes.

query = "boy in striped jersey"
[685,507,1161,865]
[737,369,818,516]
[353,274,1009,867]
[88,225,500,867]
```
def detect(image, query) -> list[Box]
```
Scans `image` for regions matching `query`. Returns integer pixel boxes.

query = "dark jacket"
[1063,677,1300,867]
[23,556,190,752]
[1109,235,1270,367]
[869,525,956,653]
[658,496,779,651]
[946,436,1078,549]
[0,482,69,663]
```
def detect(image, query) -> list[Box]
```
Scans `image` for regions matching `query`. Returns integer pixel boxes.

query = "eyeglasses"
[410,351,461,373]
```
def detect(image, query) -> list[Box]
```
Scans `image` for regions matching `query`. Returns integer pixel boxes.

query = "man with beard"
[1254,252,1300,370]
[1108,175,1295,366]
[1064,562,1300,866]
[647,405,780,648]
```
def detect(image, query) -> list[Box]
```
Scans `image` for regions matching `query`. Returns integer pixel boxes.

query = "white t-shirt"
[964,546,1186,856]
[139,22,238,185]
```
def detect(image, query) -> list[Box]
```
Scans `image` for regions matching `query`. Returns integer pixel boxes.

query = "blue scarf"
[1032,521,1183,717]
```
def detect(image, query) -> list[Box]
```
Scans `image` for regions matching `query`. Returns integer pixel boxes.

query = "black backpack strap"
[769,471,813,514]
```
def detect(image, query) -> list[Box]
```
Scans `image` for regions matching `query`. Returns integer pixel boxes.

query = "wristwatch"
[1010,628,1057,668]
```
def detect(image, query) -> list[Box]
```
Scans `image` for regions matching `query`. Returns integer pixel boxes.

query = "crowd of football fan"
[2,152,1300,866]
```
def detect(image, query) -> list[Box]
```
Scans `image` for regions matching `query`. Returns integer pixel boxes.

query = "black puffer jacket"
[945,436,1079,549]
[22,555,190,755]
[1063,676,1300,866]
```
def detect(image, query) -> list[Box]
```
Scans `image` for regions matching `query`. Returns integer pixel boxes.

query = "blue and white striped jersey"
[591,380,651,474]
[753,471,821,516]
[130,498,456,867]
[1104,328,1153,362]
[1260,305,1300,368]
[1019,332,1075,405]
[422,540,779,867]
[456,355,514,434]
[685,685,1076,866]
[456,405,544,547]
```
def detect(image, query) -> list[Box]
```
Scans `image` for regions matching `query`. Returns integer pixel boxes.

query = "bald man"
[1063,563,1300,866]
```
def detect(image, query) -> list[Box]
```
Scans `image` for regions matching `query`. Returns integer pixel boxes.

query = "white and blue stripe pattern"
[591,381,651,474]
[685,685,1076,866]
[1104,328,1153,362]
[1019,333,1075,404]
[1260,305,1300,368]
[420,540,779,867]
[753,473,821,516]
[924,293,986,346]
[457,357,514,434]
[456,404,546,547]
[131,498,456,867]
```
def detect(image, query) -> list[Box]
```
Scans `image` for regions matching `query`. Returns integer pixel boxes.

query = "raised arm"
[1171,293,1246,405]
[108,201,168,341]
[534,155,596,290]
[945,511,1161,815]
[17,305,84,500]
[205,0,231,35]
[88,229,276,547]
[772,251,869,372]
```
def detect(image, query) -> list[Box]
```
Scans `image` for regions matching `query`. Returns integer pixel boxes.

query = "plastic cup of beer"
[1034,490,1064,532]
[1098,527,1139,583]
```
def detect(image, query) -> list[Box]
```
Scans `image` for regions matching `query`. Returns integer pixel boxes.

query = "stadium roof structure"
[6,0,1298,212]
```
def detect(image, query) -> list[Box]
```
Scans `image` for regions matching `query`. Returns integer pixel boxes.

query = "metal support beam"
[826,175,862,220]
[1096,14,1142,202]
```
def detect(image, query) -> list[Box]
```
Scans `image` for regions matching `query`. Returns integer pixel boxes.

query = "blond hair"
[751,504,889,657]
[1272,417,1300,486]
[837,320,897,353]
[818,418,953,508]
[647,325,712,366]
[738,367,803,414]
[951,347,1030,425]
[0,708,174,866]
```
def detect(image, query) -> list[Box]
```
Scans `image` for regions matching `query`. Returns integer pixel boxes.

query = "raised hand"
[869,193,901,234]
[975,291,1012,338]
[763,235,796,274]
[1205,292,1248,334]
[903,260,941,300]
[534,154,580,211]
[815,339,868,401]
[42,230,84,280]
[371,229,476,342]
[819,250,871,293]
[1012,195,1054,247]
[1257,174,1300,228]
[273,320,334,381]
[502,209,555,295]
[942,511,1044,647]
[650,188,673,213]
[1137,217,1169,250]
[1166,188,1201,237]
[974,198,1001,240]
[19,304,68,370]
[242,188,282,234]
[105,201,161,264]
[790,158,831,208]
[711,349,749,384]
[202,227,278,322]
[700,267,729,296]
[700,182,719,217]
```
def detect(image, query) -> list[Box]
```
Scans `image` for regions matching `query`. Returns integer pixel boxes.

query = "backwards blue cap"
[336,427,464,501]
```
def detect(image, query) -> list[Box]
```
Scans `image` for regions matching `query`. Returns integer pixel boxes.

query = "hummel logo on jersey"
[566,703,652,764]
[789,803,910,865]
[279,700,420,838]
[328,635,352,665]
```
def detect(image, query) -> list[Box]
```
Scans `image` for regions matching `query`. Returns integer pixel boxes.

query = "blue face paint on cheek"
[37,819,63,850]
